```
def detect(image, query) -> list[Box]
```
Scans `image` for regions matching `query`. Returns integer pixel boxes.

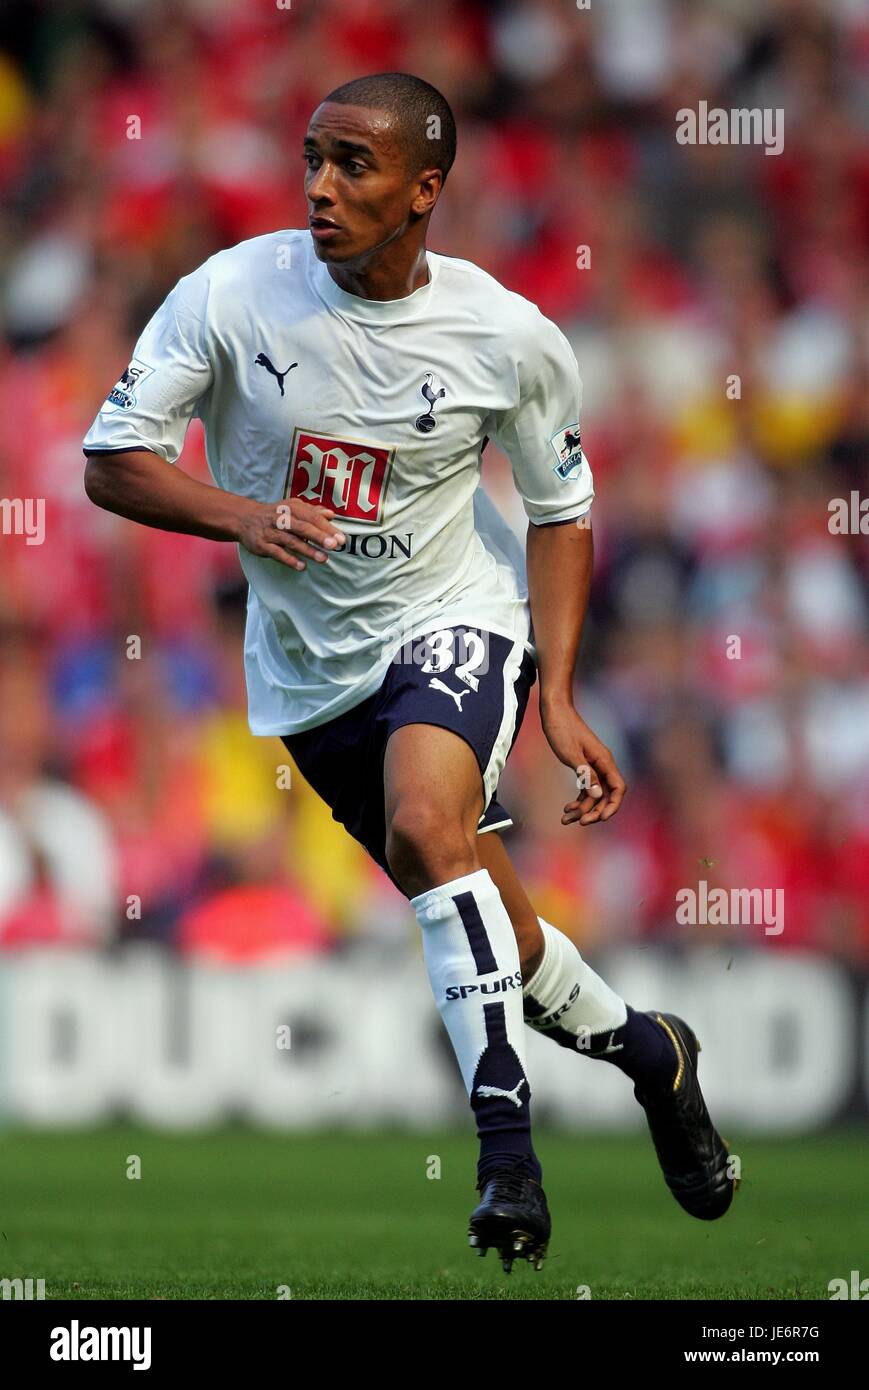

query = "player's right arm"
[84,448,345,570]
[82,261,344,570]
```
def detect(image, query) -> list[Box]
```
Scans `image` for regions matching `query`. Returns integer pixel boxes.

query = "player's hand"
[540,703,626,825]
[237,500,346,570]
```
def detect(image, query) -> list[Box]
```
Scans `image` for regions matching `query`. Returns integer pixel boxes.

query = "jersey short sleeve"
[82,264,214,464]
[490,312,594,526]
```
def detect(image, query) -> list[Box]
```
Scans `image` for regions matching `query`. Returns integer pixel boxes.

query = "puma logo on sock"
[475,1079,526,1109]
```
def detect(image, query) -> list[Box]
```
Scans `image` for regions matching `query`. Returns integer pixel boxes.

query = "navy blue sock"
[584,1005,678,1089]
[476,1149,543,1187]
[472,1002,543,1188]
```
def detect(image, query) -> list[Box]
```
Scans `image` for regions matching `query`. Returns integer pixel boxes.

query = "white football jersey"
[83,230,594,734]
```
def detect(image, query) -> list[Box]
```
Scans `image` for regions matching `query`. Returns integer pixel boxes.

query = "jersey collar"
[310,245,440,322]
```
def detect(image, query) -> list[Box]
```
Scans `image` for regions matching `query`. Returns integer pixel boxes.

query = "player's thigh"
[383,721,485,846]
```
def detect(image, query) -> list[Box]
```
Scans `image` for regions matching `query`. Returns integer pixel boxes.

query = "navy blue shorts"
[281,626,537,894]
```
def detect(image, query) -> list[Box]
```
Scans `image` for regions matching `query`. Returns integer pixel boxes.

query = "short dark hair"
[321,72,457,186]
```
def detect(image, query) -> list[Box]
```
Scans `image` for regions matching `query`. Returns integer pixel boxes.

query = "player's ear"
[411,168,442,216]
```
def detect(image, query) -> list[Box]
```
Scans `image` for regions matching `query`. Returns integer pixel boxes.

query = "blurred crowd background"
[0,0,867,964]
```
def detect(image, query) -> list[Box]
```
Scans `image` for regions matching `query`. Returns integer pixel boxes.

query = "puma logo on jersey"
[429,677,470,711]
[476,1079,526,1109]
[255,353,298,397]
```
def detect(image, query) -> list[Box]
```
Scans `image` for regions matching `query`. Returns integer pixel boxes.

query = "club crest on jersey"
[104,359,154,411]
[284,428,393,523]
[549,423,584,480]
[414,372,446,433]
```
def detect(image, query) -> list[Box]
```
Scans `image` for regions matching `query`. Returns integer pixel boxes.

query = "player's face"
[304,102,433,265]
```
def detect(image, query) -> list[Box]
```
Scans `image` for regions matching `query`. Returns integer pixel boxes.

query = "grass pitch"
[0,1127,864,1299]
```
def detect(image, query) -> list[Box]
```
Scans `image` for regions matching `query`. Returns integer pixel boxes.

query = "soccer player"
[83,72,734,1273]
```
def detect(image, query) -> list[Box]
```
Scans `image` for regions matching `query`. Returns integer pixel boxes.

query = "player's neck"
[326,244,430,303]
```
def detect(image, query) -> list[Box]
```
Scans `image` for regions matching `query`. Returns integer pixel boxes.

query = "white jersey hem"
[251,613,536,737]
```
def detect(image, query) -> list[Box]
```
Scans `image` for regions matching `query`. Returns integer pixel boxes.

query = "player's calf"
[522,919,735,1220]
[408,866,552,1266]
[410,867,542,1186]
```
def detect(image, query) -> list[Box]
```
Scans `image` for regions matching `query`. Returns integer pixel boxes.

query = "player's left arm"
[526,517,625,824]
[490,313,626,825]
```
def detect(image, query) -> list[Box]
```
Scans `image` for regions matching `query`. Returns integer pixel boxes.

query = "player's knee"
[386,803,477,896]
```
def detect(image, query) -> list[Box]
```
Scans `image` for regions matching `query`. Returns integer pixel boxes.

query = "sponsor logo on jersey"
[414,371,446,433]
[445,971,522,1001]
[549,422,584,479]
[284,429,393,523]
[254,352,297,397]
[337,532,413,559]
[104,359,154,411]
